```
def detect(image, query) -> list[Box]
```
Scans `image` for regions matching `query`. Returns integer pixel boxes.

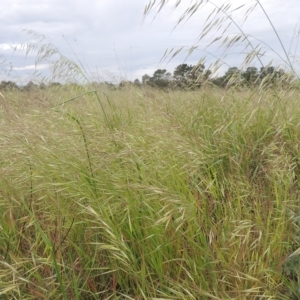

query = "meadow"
[1,84,300,299]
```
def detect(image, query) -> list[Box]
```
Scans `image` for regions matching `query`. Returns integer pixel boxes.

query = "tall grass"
[0,1,300,299]
[0,85,300,299]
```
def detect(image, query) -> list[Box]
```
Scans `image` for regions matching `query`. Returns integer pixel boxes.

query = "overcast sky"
[0,0,299,84]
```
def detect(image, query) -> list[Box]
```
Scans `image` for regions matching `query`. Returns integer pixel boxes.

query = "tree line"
[134,64,292,89]
[0,64,292,91]
[0,80,62,91]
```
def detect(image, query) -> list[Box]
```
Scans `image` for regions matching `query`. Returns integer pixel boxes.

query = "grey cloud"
[0,0,299,83]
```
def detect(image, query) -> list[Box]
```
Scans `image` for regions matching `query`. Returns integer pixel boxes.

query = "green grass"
[1,85,300,299]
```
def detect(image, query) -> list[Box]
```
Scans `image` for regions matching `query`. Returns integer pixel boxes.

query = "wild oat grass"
[0,1,298,299]
[0,85,300,299]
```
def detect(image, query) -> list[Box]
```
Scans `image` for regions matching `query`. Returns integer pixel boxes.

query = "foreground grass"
[0,85,300,299]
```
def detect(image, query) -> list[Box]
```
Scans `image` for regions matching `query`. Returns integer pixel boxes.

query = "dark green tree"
[173,64,194,79]
[242,67,258,85]
[259,66,280,87]
[150,69,171,88]
[212,67,240,88]
[188,64,205,80]
[173,63,206,88]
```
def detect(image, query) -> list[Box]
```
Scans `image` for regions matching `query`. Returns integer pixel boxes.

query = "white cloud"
[12,63,49,71]
[0,44,12,50]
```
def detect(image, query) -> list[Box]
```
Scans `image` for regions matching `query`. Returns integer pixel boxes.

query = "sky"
[0,0,299,84]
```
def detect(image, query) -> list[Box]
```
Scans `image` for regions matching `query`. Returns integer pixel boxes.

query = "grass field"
[1,85,300,299]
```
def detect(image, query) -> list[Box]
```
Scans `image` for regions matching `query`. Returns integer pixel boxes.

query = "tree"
[259,66,279,87]
[142,63,212,90]
[173,64,194,80]
[242,67,258,85]
[188,64,205,80]
[39,83,47,90]
[212,67,240,88]
[133,79,141,86]
[0,81,19,90]
[48,82,62,88]
[24,81,38,91]
[150,69,171,88]
[203,69,212,80]
[142,74,151,84]
[224,67,242,86]
[225,67,239,77]
[172,63,206,89]
[119,80,132,88]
